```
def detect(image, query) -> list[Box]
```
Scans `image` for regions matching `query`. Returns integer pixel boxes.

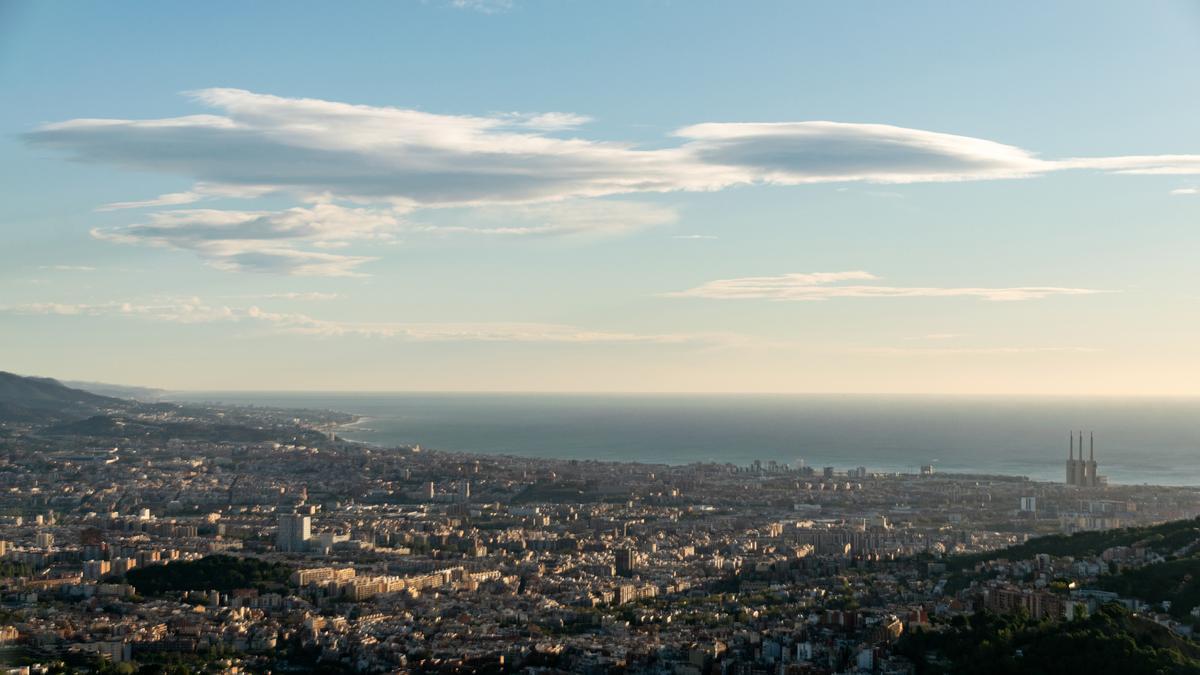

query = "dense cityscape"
[6,2,1200,673]
[1,372,1199,673]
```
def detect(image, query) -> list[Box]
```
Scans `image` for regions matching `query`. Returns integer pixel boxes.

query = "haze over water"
[174,393,1200,487]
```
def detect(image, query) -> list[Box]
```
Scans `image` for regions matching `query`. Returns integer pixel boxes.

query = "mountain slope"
[62,379,166,402]
[0,371,133,424]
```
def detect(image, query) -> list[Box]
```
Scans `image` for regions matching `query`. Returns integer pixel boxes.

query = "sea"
[171,393,1200,487]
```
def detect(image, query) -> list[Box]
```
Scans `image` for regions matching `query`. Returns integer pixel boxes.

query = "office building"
[277,512,312,553]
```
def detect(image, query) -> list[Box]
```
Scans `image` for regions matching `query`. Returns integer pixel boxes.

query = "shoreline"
[321,423,1200,490]
[259,397,1200,489]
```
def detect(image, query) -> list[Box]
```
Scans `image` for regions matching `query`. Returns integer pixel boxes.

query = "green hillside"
[898,604,1200,675]
[950,518,1200,570]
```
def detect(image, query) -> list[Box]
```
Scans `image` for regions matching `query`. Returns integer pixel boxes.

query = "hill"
[42,414,304,444]
[898,604,1200,674]
[62,379,167,402]
[949,518,1200,570]
[0,371,133,424]
[1098,555,1200,619]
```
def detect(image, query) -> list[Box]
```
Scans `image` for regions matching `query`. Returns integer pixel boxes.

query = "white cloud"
[674,121,1054,184]
[248,292,340,301]
[29,90,1200,208]
[1060,155,1200,175]
[26,89,1200,275]
[424,199,677,237]
[96,182,277,211]
[1,299,725,345]
[673,234,718,240]
[856,346,1102,356]
[669,271,1106,302]
[97,191,203,211]
[27,88,716,206]
[449,0,513,14]
[91,203,399,276]
[17,302,89,315]
[905,333,965,341]
[38,265,96,272]
[201,247,376,277]
[495,111,593,131]
[91,199,673,273]
[36,89,1198,214]
[1170,187,1198,195]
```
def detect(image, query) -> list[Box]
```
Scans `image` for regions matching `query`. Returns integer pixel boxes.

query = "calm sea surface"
[171,393,1200,487]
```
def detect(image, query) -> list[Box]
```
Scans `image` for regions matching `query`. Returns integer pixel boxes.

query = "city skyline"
[3,1,1200,394]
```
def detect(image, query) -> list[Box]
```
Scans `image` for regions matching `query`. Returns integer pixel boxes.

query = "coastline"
[176,391,1200,488]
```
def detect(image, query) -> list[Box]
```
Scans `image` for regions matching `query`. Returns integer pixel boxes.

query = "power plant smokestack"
[1066,430,1104,488]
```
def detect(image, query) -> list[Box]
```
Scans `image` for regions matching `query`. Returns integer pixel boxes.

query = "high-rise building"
[277,512,311,552]
[614,546,638,577]
[83,559,111,580]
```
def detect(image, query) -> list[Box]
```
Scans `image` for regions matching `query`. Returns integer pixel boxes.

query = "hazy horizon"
[27,372,1200,400]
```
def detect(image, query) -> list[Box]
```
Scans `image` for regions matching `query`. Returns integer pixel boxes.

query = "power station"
[1065,431,1105,488]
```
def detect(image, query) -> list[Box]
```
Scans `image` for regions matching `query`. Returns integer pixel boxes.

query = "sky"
[2,0,1200,394]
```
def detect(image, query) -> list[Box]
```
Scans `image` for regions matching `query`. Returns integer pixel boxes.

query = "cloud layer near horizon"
[0,298,1101,357]
[670,271,1106,302]
[0,299,731,345]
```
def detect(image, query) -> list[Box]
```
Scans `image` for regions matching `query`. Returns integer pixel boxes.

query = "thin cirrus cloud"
[1,299,725,345]
[24,88,1200,274]
[449,0,513,14]
[96,191,202,212]
[95,183,275,212]
[241,292,340,301]
[854,346,1102,356]
[2,300,1096,356]
[668,271,1107,302]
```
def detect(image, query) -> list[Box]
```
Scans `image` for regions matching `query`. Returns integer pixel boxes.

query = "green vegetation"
[1098,555,1200,619]
[897,604,1200,674]
[124,555,292,596]
[0,560,32,577]
[949,518,1200,571]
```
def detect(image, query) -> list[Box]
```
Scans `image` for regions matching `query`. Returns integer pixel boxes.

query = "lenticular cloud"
[27,88,1152,210]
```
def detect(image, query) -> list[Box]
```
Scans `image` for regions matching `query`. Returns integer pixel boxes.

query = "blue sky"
[2,1,1199,394]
